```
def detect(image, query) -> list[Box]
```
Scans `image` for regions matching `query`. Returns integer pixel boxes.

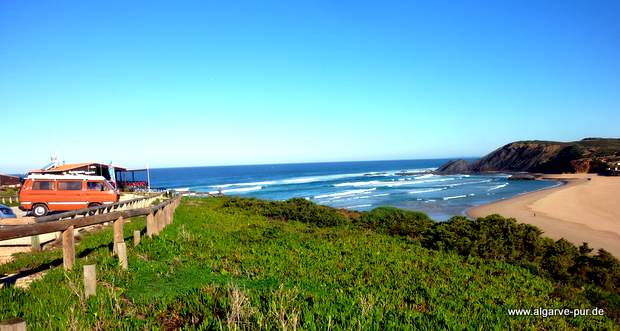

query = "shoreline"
[467,174,620,257]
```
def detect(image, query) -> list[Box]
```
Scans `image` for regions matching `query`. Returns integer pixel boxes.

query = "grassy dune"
[0,197,618,329]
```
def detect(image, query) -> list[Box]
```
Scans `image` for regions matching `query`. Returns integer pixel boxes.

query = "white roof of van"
[26,174,108,181]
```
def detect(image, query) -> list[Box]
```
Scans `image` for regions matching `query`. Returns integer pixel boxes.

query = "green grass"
[0,197,618,329]
[0,187,19,207]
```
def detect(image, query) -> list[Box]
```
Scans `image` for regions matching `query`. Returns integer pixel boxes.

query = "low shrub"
[220,197,348,227]
[217,198,620,319]
[356,206,433,239]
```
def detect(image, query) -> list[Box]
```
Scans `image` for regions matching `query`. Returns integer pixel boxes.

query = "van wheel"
[87,203,101,216]
[32,204,48,217]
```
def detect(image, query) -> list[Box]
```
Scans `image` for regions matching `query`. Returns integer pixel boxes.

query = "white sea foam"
[409,188,445,194]
[209,186,263,194]
[415,173,435,180]
[345,204,372,209]
[443,195,467,200]
[403,167,438,173]
[488,183,509,191]
[209,181,276,188]
[334,177,454,188]
[280,172,366,185]
[372,193,390,197]
[334,180,384,187]
[314,188,377,200]
[413,178,456,184]
[210,168,438,189]
[447,179,492,187]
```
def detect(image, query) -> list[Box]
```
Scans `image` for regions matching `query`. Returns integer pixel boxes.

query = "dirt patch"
[0,246,31,264]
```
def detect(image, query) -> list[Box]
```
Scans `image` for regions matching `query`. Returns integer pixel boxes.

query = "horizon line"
[3,156,482,175]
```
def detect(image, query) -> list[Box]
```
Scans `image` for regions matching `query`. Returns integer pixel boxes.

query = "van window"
[58,181,83,191]
[87,182,108,191]
[32,181,53,190]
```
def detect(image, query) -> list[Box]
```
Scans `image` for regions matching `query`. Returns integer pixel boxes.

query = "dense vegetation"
[0,197,618,329]
[222,198,620,322]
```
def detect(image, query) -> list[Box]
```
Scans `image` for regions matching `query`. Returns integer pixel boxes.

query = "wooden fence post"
[63,226,75,270]
[165,204,171,225]
[133,230,140,246]
[83,264,96,297]
[161,205,167,226]
[31,235,41,252]
[156,209,164,233]
[0,318,26,331]
[146,212,156,237]
[112,216,124,255]
[154,210,160,234]
[117,243,128,270]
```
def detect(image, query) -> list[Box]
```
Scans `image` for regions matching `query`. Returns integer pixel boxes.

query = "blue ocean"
[149,159,560,221]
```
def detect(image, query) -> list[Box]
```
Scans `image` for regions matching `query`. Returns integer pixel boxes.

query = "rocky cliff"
[436,138,620,174]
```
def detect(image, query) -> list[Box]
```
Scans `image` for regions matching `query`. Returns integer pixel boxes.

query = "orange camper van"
[19,174,120,217]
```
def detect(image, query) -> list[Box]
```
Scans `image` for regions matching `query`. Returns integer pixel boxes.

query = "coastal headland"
[468,174,620,257]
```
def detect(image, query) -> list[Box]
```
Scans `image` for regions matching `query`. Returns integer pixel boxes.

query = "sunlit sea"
[149,159,559,221]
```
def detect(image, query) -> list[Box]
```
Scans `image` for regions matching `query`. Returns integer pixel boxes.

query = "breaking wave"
[409,188,446,194]
[345,204,373,209]
[208,181,276,188]
[488,183,509,191]
[314,188,377,200]
[210,186,263,194]
[442,195,467,200]
[334,177,455,188]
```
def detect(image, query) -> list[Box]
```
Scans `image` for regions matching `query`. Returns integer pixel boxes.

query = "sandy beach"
[468,174,620,257]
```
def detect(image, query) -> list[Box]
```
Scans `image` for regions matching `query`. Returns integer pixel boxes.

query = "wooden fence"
[32,192,166,223]
[0,194,182,330]
[0,194,182,270]
[0,195,18,205]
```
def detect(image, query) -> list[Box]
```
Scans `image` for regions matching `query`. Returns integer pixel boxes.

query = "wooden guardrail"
[32,192,167,223]
[0,195,182,270]
[0,195,18,205]
[0,194,182,330]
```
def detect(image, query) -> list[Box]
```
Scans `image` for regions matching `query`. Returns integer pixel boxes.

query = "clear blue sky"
[1,0,619,173]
